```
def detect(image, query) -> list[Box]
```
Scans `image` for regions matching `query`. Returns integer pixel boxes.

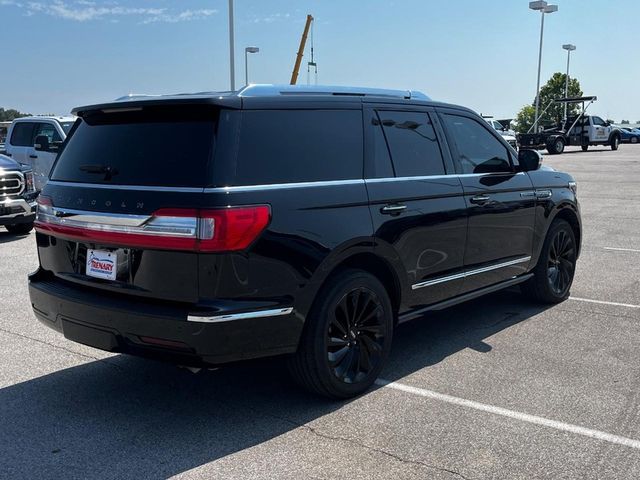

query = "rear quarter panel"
[526,168,581,265]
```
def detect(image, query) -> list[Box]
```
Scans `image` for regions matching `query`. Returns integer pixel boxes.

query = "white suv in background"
[485,118,517,150]
[5,116,75,190]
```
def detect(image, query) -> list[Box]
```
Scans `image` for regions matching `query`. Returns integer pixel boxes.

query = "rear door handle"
[470,194,491,205]
[29,154,38,159]
[381,204,407,215]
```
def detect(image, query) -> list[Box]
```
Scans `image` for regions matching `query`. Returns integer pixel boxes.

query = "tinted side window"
[369,113,394,178]
[233,110,362,185]
[378,111,445,177]
[442,114,512,174]
[10,122,35,146]
[592,116,605,126]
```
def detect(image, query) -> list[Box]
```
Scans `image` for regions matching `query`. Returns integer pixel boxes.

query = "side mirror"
[34,135,50,152]
[518,149,542,172]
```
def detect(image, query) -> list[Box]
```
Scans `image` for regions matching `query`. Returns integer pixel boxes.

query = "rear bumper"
[0,197,36,225]
[28,269,301,366]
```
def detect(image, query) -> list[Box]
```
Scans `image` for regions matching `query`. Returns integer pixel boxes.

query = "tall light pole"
[529,1,558,132]
[562,44,576,124]
[228,0,235,91]
[245,46,260,85]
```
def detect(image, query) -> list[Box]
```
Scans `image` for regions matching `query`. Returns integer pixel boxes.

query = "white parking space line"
[569,297,640,309]
[376,379,640,450]
[604,247,640,253]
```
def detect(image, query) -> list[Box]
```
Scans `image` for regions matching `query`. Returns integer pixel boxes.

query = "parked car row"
[617,126,640,144]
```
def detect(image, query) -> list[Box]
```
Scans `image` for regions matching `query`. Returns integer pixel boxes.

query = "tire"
[631,137,638,144]
[288,269,394,399]
[5,223,34,235]
[611,134,620,150]
[547,137,565,155]
[521,219,577,304]
[581,144,589,152]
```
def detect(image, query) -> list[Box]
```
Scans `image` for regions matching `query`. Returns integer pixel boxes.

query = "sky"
[1,0,638,122]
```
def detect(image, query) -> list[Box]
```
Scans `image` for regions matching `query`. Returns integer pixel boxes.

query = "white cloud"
[251,12,291,24]
[1,0,217,23]
[142,8,217,24]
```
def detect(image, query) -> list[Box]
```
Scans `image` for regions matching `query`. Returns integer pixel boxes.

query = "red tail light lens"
[195,206,272,252]
[35,202,271,253]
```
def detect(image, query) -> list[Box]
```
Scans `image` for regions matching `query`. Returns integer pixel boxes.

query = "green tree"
[514,72,582,133]
[621,119,630,124]
[514,105,536,134]
[0,108,30,121]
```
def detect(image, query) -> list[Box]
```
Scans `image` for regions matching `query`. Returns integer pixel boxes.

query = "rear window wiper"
[79,164,119,181]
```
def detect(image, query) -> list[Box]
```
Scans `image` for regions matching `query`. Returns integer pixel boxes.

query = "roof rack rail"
[237,84,431,100]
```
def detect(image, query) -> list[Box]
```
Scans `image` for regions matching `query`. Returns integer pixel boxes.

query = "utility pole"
[562,44,576,124]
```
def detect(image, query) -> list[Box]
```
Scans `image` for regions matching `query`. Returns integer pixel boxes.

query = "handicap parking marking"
[569,297,640,309]
[375,379,640,451]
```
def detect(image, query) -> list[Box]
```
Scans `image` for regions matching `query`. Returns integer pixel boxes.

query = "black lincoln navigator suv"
[29,85,581,398]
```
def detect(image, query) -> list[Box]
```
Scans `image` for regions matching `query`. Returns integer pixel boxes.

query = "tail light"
[35,196,270,252]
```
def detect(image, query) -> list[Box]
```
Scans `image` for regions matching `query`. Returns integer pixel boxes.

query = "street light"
[529,1,558,132]
[562,44,577,124]
[228,0,235,91]
[244,46,260,85]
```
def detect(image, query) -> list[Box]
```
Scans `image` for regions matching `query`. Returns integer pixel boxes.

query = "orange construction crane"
[290,14,314,85]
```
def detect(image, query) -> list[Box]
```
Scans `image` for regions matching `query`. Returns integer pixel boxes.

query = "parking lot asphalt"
[1,145,639,480]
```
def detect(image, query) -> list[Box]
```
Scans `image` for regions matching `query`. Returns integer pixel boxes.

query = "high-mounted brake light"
[34,198,271,253]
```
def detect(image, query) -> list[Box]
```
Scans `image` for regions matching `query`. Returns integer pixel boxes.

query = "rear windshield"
[51,106,217,187]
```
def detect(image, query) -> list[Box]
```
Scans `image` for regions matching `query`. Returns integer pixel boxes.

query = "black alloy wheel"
[326,287,385,384]
[289,269,393,398]
[521,219,577,303]
[547,229,575,296]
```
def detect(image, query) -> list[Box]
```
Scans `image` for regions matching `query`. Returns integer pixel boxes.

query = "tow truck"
[517,96,622,154]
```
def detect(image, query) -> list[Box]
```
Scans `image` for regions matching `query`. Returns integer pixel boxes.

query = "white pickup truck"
[517,96,621,155]
[4,116,75,190]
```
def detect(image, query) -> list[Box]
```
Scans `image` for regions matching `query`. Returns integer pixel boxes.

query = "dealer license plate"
[86,249,117,281]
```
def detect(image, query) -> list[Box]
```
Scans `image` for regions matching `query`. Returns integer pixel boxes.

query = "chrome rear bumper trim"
[187,307,294,323]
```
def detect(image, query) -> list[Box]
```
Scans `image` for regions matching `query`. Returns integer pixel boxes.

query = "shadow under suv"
[29,85,581,398]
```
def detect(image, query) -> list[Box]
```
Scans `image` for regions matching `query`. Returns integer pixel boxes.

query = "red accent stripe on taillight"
[35,205,271,253]
[35,222,200,251]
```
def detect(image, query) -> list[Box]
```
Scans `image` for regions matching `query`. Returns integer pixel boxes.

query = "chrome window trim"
[412,256,531,290]
[204,179,365,193]
[187,307,294,323]
[365,175,452,183]
[47,172,526,194]
[366,172,524,183]
[45,181,205,193]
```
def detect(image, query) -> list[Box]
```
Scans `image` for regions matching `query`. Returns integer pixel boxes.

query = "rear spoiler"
[71,95,242,117]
